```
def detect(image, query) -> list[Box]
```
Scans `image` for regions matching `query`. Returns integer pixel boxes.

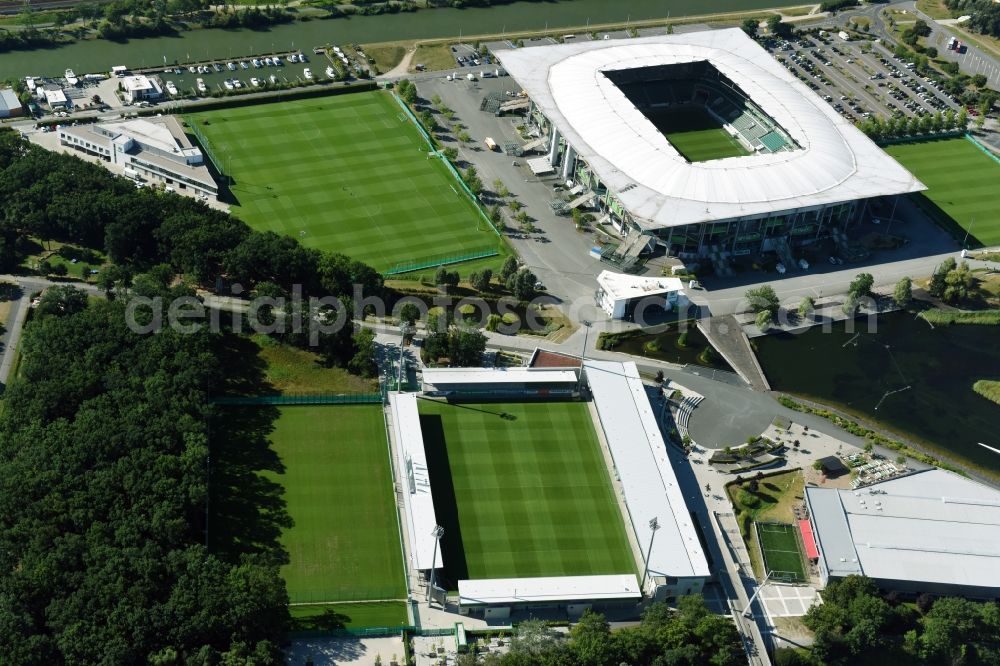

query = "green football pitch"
[418,400,636,586]
[756,522,806,583]
[649,107,750,162]
[886,137,1000,247]
[212,405,405,605]
[186,92,499,271]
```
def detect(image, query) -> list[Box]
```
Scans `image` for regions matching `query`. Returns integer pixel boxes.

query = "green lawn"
[289,601,409,630]
[212,405,405,605]
[885,137,1000,247]
[418,400,635,586]
[650,107,750,162]
[756,522,806,583]
[186,92,500,272]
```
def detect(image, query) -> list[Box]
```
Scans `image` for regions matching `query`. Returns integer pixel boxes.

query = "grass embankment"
[918,309,1000,325]
[973,380,1000,406]
[915,0,954,20]
[254,336,378,394]
[363,43,407,74]
[777,396,967,475]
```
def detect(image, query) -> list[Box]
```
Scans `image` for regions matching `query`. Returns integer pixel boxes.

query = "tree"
[509,618,558,656]
[942,260,976,303]
[448,328,486,366]
[508,267,537,301]
[894,276,912,308]
[741,17,759,37]
[848,272,874,300]
[418,108,435,130]
[500,255,519,281]
[766,14,793,38]
[399,302,420,326]
[756,309,774,331]
[799,295,815,318]
[441,146,458,161]
[746,284,780,316]
[463,165,482,195]
[348,327,377,377]
[434,267,460,289]
[396,78,417,104]
[470,268,492,292]
[35,285,89,317]
[972,73,988,88]
[571,610,619,666]
[929,257,956,298]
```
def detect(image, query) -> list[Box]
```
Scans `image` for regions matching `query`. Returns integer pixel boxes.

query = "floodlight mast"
[575,320,592,395]
[641,517,660,593]
[427,525,445,604]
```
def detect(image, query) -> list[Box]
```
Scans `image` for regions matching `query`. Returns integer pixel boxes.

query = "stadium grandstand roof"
[806,469,1000,591]
[388,393,441,572]
[421,367,578,386]
[585,360,709,580]
[497,29,925,229]
[458,574,642,607]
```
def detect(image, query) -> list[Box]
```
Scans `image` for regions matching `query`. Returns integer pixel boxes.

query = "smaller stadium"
[389,361,710,619]
[755,521,807,584]
[497,29,925,272]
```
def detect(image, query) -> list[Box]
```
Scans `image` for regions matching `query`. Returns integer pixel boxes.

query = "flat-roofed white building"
[458,575,641,619]
[57,116,218,199]
[596,270,687,320]
[421,367,579,398]
[805,469,1000,598]
[0,88,24,118]
[585,360,710,601]
[42,86,68,109]
[120,74,163,103]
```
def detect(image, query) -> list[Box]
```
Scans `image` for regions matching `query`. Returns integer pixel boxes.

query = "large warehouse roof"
[498,29,925,229]
[807,470,1000,591]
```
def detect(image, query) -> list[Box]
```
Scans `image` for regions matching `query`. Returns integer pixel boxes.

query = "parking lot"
[768,33,962,125]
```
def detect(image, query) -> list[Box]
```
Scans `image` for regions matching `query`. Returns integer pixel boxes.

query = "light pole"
[575,320,592,395]
[427,525,445,604]
[641,517,660,592]
[963,217,976,248]
[397,323,408,393]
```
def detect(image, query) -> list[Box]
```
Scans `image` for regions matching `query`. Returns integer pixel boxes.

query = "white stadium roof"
[497,29,925,229]
[585,360,709,580]
[421,367,578,386]
[807,469,1000,591]
[459,574,641,606]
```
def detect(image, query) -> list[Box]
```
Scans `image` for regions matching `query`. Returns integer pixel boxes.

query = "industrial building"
[497,29,925,273]
[805,469,1000,598]
[58,117,218,200]
[0,88,24,118]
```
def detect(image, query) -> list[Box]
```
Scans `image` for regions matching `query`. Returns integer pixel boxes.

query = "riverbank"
[0,0,814,79]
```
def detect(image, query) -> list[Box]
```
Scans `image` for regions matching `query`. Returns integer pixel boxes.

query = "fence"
[384,248,500,276]
[874,129,965,147]
[188,120,225,177]
[965,133,1000,168]
[288,624,458,640]
[212,392,383,406]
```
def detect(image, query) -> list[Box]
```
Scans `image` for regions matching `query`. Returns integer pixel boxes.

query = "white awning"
[527,156,555,175]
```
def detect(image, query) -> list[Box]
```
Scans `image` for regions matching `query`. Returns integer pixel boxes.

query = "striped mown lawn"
[211,405,405,605]
[886,137,1000,247]
[419,400,635,586]
[186,92,499,272]
[648,106,750,162]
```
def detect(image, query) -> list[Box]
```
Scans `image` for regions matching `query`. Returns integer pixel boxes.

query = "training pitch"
[186,92,498,271]
[262,405,404,604]
[650,107,750,162]
[886,136,1000,247]
[419,400,635,586]
[756,522,806,583]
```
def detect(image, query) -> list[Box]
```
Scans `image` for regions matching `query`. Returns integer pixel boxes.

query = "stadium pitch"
[886,136,1000,247]
[649,107,750,162]
[756,522,806,583]
[212,405,405,606]
[418,400,636,586]
[186,92,499,271]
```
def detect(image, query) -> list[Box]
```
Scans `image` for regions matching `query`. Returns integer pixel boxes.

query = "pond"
[600,324,734,372]
[753,311,1000,473]
[3,0,802,79]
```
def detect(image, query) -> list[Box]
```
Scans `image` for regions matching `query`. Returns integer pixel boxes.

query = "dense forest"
[775,575,1000,665]
[943,0,1000,38]
[0,285,290,663]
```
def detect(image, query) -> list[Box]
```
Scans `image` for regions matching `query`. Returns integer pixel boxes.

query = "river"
[753,312,1000,474]
[3,0,801,79]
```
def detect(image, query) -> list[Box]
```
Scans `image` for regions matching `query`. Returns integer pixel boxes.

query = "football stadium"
[497,29,926,272]
[389,361,710,620]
